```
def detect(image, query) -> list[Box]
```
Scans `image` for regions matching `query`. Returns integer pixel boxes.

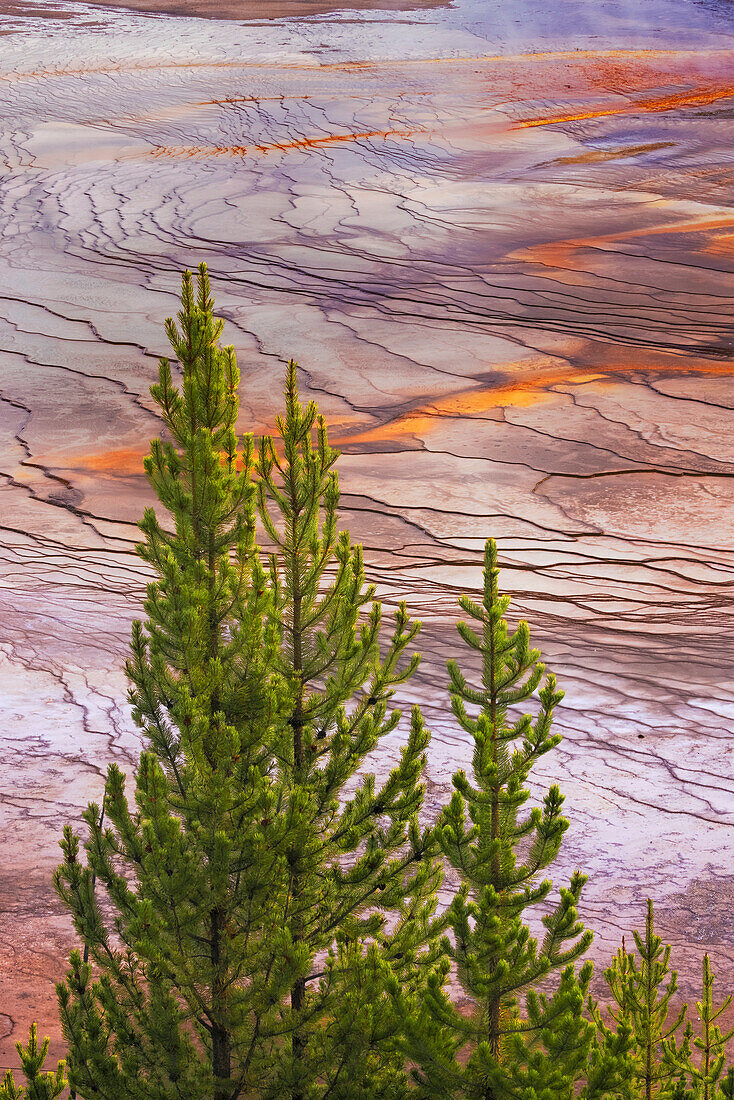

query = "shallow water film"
[0,0,733,1064]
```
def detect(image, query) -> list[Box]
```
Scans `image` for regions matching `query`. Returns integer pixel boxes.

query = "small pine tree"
[54,265,293,1100]
[679,955,734,1100]
[584,1005,635,1100]
[394,538,595,1099]
[0,1025,66,1100]
[587,937,637,1100]
[592,900,688,1099]
[255,363,443,1098]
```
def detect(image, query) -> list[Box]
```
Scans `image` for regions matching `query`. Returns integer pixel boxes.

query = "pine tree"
[0,1025,66,1100]
[54,264,294,1100]
[588,937,638,1100]
[394,538,595,1099]
[679,955,734,1100]
[54,275,441,1100]
[592,900,688,1099]
[584,1004,635,1100]
[254,362,443,1098]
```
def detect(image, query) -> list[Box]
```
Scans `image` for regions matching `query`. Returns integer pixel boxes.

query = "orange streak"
[333,356,734,446]
[522,212,734,275]
[63,448,147,475]
[196,92,430,105]
[149,127,415,157]
[333,368,603,446]
[516,84,734,128]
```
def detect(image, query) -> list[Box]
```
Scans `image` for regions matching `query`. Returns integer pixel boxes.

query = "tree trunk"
[488,614,502,1068]
[291,975,306,1100]
[290,534,305,1100]
[212,906,232,1100]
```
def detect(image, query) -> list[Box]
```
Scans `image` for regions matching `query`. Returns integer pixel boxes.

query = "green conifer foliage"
[255,363,442,1098]
[584,1004,635,1100]
[54,265,293,1100]
[588,937,638,1100]
[593,900,688,1099]
[394,538,594,1099]
[0,1025,66,1100]
[680,954,734,1100]
[717,1067,734,1099]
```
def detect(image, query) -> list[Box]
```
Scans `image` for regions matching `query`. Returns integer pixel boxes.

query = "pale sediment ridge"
[74,0,449,19]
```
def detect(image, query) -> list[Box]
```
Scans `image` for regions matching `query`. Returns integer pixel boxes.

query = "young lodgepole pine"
[54,265,294,1100]
[393,538,603,1099]
[0,1024,66,1100]
[255,362,443,1099]
[592,899,689,1099]
[678,954,733,1100]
